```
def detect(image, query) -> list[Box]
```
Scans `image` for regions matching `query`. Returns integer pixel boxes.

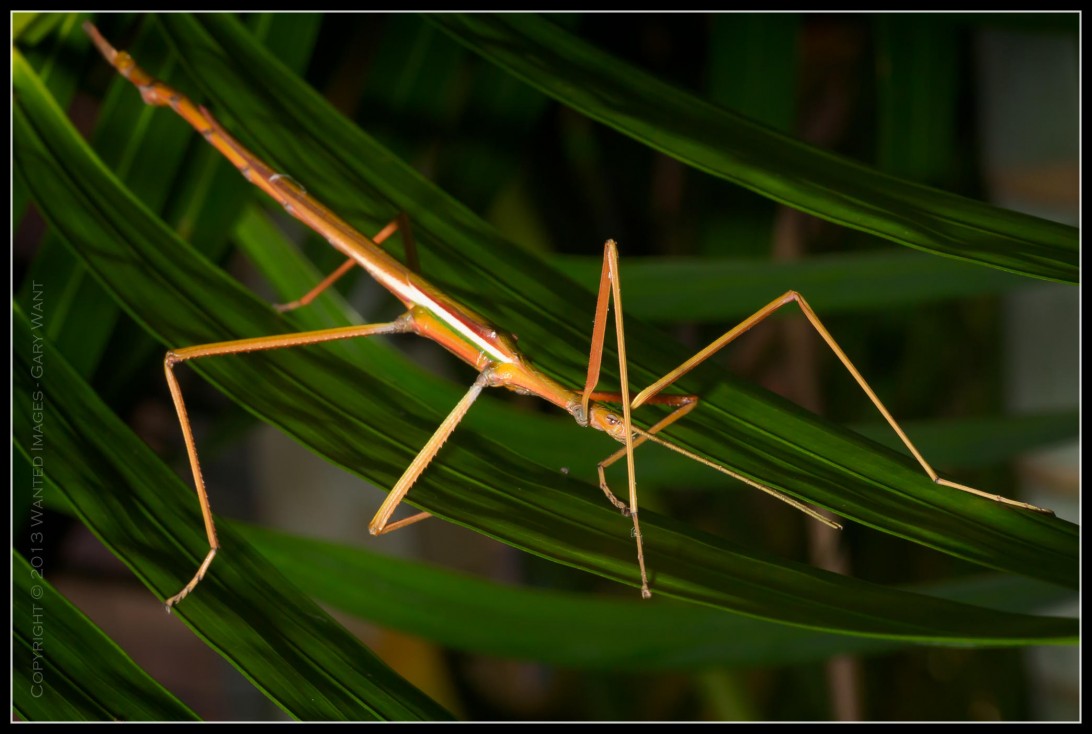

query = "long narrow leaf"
[244,526,1077,669]
[12,552,201,721]
[552,250,1039,322]
[429,14,1077,284]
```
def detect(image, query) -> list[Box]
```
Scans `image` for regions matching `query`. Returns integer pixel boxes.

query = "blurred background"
[14,12,1078,721]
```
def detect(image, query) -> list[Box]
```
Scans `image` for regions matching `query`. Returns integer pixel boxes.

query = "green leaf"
[12,551,201,721]
[245,526,1077,669]
[853,411,1079,471]
[551,250,1037,322]
[429,14,1078,284]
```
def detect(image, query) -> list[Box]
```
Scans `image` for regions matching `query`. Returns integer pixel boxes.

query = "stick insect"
[85,22,1052,610]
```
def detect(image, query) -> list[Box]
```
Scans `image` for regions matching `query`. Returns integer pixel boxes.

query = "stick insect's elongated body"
[85,23,1052,610]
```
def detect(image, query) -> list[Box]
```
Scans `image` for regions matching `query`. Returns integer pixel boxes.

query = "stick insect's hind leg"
[275,212,420,313]
[162,316,414,611]
[367,369,495,537]
[631,290,1054,516]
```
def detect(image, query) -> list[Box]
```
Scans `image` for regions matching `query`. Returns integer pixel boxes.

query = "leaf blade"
[429,13,1078,283]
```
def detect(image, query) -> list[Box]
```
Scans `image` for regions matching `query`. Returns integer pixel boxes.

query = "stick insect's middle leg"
[579,240,652,597]
[367,368,494,538]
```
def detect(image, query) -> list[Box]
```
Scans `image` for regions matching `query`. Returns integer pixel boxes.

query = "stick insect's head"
[586,404,632,443]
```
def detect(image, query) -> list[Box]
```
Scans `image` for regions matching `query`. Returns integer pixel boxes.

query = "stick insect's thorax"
[298,202,585,415]
[242,155,528,375]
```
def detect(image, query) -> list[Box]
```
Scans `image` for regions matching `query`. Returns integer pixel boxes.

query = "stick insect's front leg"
[162,316,414,611]
[577,243,840,600]
[579,240,651,597]
[632,290,1055,516]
